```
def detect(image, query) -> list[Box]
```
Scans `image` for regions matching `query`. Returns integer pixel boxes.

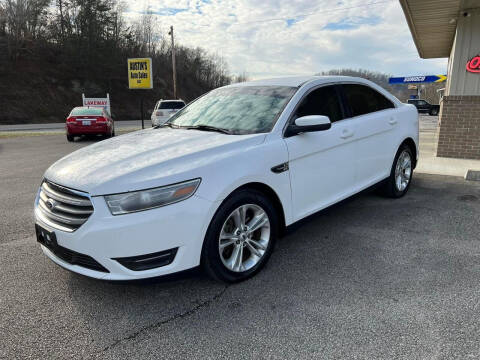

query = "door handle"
[340,129,354,139]
[388,118,397,125]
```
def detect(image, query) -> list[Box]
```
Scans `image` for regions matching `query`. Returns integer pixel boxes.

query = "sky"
[124,0,448,80]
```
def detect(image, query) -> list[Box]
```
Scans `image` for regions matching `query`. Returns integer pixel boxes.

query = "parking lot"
[1,132,480,359]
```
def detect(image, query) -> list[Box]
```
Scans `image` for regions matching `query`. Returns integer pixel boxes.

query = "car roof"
[222,75,402,107]
[225,75,376,88]
[159,99,185,102]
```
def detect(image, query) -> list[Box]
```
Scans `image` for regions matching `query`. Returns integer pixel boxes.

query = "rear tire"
[66,135,74,142]
[429,108,439,116]
[202,189,278,283]
[104,128,114,139]
[381,144,413,198]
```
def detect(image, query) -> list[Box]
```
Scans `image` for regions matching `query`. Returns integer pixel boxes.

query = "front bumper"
[35,191,219,280]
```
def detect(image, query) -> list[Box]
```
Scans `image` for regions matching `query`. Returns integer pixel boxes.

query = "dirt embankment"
[0,56,209,125]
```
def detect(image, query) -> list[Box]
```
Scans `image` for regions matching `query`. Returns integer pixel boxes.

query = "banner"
[82,94,111,114]
[388,75,447,84]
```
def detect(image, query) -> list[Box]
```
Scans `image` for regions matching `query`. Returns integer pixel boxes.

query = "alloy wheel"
[218,204,270,272]
[394,150,412,191]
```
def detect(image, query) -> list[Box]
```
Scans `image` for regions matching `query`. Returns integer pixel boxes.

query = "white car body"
[35,76,419,280]
[150,99,185,126]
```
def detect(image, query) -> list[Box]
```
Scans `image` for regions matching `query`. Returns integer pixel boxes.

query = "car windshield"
[159,101,185,109]
[71,107,103,116]
[167,86,297,134]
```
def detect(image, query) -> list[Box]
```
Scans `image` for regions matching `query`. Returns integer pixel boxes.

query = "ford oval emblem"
[46,198,57,211]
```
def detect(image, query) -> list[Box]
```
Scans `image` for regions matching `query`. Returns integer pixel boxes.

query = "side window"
[417,100,426,105]
[295,86,343,122]
[342,84,394,117]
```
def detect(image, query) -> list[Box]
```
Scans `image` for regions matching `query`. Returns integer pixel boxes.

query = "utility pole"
[168,26,177,99]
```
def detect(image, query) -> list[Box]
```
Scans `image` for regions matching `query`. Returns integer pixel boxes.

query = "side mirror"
[285,115,331,137]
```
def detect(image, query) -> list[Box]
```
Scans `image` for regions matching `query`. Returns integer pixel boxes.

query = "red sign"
[85,100,107,106]
[466,55,480,73]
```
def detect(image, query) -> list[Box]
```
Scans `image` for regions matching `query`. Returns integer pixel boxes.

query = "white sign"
[404,76,426,83]
[82,93,111,114]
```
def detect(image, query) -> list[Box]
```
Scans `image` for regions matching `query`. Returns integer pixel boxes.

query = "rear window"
[159,101,185,109]
[70,107,103,116]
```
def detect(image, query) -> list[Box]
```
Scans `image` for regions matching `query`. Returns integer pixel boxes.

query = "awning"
[399,0,465,59]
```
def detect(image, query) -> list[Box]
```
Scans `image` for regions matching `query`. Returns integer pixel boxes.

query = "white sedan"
[34,76,418,282]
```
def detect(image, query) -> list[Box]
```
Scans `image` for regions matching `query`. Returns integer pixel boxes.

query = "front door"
[284,85,357,221]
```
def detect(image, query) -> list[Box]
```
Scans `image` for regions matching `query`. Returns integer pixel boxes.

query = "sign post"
[127,58,153,129]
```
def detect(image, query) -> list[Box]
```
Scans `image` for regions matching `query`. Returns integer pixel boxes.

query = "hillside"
[0,43,229,124]
[0,0,232,124]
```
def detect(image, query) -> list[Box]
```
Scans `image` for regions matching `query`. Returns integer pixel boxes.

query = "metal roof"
[400,0,480,59]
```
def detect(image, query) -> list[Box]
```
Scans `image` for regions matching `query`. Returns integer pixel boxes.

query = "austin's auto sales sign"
[466,55,480,73]
[128,58,153,89]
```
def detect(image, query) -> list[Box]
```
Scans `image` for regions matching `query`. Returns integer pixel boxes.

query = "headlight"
[104,178,201,215]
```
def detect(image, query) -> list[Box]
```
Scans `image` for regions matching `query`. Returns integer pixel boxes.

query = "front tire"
[382,145,413,198]
[429,108,439,116]
[202,189,278,283]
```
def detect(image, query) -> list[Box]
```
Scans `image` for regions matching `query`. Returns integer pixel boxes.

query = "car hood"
[45,128,266,196]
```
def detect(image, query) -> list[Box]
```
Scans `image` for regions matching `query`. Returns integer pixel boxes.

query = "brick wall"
[436,95,480,160]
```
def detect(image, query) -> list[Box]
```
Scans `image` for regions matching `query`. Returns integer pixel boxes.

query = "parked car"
[35,76,418,282]
[151,99,186,126]
[66,106,115,142]
[407,99,439,115]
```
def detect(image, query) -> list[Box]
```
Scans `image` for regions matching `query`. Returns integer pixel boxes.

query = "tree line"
[318,68,444,104]
[0,0,244,122]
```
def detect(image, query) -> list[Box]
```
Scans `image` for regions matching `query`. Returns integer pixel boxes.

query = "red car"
[66,107,115,142]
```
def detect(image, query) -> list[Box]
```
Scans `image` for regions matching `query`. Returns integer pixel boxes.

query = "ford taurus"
[34,76,419,282]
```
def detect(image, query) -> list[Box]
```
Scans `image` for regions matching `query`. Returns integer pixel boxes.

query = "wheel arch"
[400,137,417,169]
[207,181,287,239]
[199,181,288,274]
[229,182,286,235]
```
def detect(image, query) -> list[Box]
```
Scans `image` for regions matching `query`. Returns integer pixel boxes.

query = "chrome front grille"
[36,181,93,232]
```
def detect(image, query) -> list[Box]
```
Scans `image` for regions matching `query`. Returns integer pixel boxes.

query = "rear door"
[284,85,357,221]
[340,83,398,188]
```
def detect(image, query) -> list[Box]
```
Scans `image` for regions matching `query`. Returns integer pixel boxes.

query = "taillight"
[67,117,76,122]
[96,116,106,122]
[156,111,164,116]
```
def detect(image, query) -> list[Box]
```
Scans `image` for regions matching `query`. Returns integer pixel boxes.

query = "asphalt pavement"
[0,119,152,132]
[1,134,480,359]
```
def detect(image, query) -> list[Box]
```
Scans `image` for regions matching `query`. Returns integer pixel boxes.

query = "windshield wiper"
[182,124,233,135]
